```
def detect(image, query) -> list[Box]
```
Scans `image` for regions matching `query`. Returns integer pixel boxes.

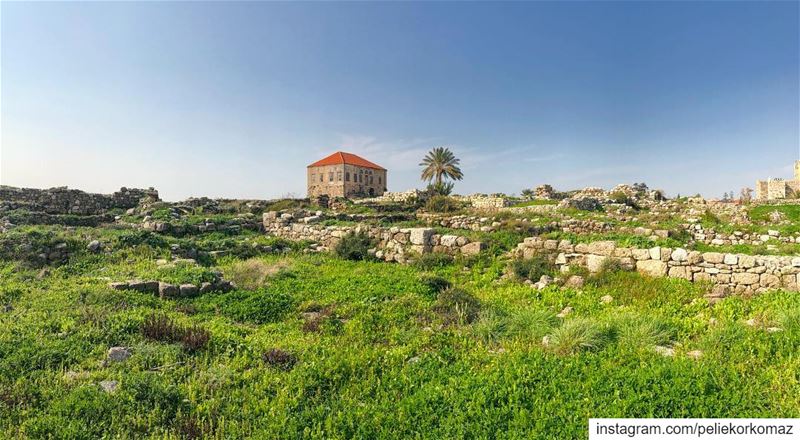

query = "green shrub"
[115,230,170,249]
[213,289,295,324]
[140,314,210,352]
[433,287,481,324]
[413,253,454,270]
[225,259,292,290]
[426,181,455,196]
[510,256,553,281]
[425,195,460,213]
[608,191,639,209]
[418,274,452,299]
[263,348,298,371]
[473,309,509,344]
[507,308,557,340]
[334,231,374,261]
[615,315,675,350]
[547,318,611,355]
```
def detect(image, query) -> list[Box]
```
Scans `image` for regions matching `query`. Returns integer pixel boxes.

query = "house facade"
[755,161,800,200]
[307,152,387,198]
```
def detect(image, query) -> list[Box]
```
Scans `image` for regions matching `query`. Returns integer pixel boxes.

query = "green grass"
[749,204,800,235]
[1,224,799,438]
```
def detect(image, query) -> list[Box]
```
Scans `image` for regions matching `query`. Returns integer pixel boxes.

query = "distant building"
[756,161,800,200]
[307,151,387,198]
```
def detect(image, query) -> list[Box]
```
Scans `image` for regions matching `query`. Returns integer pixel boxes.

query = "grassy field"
[2,225,800,439]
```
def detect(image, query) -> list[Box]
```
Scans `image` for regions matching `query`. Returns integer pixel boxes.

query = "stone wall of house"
[263,211,484,263]
[514,237,800,295]
[0,186,159,215]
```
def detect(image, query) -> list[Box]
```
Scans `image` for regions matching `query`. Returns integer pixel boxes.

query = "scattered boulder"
[655,346,675,357]
[557,306,573,318]
[158,282,179,299]
[179,284,199,297]
[107,346,131,363]
[564,275,585,289]
[99,380,119,393]
[460,241,486,256]
[600,295,613,304]
[87,240,102,252]
[686,350,703,360]
[128,280,159,294]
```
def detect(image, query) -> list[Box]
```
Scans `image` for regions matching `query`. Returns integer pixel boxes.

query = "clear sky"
[1,1,798,201]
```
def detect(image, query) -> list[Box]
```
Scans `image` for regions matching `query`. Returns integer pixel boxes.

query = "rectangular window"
[319,174,323,182]
[369,176,373,184]
[329,172,334,182]
[337,172,342,181]
[378,176,381,184]
[346,172,350,182]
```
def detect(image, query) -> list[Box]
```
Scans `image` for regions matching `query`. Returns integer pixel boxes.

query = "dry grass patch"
[225,258,292,290]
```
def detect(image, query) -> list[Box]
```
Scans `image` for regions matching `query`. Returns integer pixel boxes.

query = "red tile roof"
[307,151,386,170]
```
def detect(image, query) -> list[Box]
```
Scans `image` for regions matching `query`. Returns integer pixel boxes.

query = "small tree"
[740,188,753,204]
[420,147,463,195]
[521,188,534,200]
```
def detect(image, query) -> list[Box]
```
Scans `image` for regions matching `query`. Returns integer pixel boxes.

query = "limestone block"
[732,272,760,285]
[409,228,434,246]
[636,260,668,277]
[702,252,724,264]
[158,282,179,299]
[668,266,691,280]
[693,272,712,282]
[670,248,688,262]
[760,273,780,288]
[739,255,756,268]
[587,241,616,256]
[586,255,608,273]
[440,235,459,247]
[632,249,651,261]
[723,254,738,265]
[461,241,486,256]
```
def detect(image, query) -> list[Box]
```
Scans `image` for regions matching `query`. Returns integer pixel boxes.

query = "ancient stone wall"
[263,211,484,263]
[451,195,510,210]
[689,225,800,246]
[514,237,800,295]
[0,186,159,215]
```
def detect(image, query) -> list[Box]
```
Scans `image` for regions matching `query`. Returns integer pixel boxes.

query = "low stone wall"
[452,195,510,210]
[355,190,427,204]
[141,216,262,234]
[419,214,500,232]
[501,204,560,214]
[263,211,484,263]
[689,224,800,246]
[514,237,800,295]
[0,186,159,215]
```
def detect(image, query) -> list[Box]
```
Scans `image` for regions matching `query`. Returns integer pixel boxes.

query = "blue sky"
[1,1,798,201]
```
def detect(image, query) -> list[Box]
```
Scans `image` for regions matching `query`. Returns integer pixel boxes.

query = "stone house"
[307,151,387,198]
[756,161,800,200]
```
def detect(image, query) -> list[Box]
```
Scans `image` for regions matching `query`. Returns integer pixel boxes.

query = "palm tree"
[420,147,463,187]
